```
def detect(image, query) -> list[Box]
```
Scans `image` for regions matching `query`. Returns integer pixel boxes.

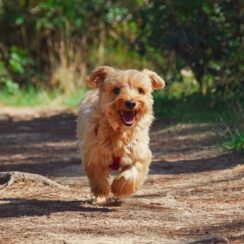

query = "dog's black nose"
[125,100,136,110]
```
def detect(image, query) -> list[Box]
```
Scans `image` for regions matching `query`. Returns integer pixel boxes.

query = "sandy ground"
[0,107,243,244]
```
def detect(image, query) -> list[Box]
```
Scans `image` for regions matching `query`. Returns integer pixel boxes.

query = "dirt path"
[0,107,243,244]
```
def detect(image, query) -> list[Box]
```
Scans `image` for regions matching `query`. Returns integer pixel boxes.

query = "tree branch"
[0,171,69,190]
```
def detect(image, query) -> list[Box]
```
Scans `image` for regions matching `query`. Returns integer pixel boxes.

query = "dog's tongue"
[121,111,135,125]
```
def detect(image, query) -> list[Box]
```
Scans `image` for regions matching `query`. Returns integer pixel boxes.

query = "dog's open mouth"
[120,111,136,126]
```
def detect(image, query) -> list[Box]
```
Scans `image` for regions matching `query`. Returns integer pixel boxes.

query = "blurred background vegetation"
[0,0,243,149]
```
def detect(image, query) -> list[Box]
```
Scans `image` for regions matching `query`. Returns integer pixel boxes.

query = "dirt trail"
[0,107,243,244]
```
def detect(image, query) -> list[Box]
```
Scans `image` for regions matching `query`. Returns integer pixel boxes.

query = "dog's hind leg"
[111,161,149,198]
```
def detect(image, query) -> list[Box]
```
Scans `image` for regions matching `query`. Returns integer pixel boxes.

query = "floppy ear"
[86,66,115,89]
[142,69,165,90]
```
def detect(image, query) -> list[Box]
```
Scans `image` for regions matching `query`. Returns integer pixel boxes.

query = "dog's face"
[87,66,165,129]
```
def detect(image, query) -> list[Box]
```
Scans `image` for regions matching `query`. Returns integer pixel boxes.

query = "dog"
[77,66,165,204]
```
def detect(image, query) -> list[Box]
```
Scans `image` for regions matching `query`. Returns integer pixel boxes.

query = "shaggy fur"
[77,66,165,204]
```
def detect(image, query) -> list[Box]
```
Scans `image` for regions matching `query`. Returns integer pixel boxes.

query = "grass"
[223,134,244,151]
[154,92,237,123]
[0,87,86,108]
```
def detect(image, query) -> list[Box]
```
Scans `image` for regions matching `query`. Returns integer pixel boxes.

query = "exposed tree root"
[190,235,229,244]
[0,171,69,190]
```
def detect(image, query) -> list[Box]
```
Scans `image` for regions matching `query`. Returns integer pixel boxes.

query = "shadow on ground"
[150,152,243,175]
[0,198,114,218]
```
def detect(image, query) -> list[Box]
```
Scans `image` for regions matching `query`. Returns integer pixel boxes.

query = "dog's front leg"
[84,164,111,204]
[111,161,149,198]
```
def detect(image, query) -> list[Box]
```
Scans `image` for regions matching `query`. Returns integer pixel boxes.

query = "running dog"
[77,66,165,204]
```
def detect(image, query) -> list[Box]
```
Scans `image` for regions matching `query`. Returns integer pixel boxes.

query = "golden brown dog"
[77,66,165,204]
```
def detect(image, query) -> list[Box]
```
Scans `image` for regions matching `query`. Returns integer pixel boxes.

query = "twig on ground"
[0,171,69,191]
[189,235,229,244]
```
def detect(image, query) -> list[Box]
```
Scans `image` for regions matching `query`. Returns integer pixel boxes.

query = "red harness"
[95,125,120,170]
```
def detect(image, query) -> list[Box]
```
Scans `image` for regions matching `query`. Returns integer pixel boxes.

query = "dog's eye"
[138,88,145,94]
[113,87,121,95]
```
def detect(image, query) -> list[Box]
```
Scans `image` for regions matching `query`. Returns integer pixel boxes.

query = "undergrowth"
[0,87,86,107]
[154,91,244,152]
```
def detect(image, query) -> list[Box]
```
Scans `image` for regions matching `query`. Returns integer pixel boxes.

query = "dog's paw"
[93,196,109,205]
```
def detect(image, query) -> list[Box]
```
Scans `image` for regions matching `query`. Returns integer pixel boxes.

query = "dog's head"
[86,66,165,129]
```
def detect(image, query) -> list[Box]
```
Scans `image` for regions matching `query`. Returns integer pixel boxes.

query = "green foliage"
[139,0,244,95]
[224,133,244,151]
[0,87,51,106]
[3,79,20,94]
[0,0,243,98]
[154,93,227,123]
[9,47,33,74]
[0,86,86,107]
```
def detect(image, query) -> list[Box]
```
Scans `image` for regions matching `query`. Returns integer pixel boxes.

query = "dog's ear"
[86,66,115,89]
[142,69,165,90]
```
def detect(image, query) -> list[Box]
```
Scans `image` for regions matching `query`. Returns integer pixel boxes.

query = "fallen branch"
[0,171,69,190]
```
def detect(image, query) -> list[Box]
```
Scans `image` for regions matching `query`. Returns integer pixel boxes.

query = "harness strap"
[110,156,121,170]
